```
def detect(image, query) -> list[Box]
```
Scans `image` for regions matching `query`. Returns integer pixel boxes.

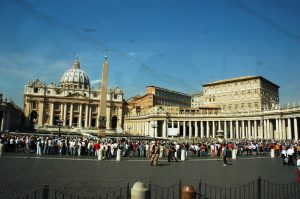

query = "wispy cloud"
[91,79,101,85]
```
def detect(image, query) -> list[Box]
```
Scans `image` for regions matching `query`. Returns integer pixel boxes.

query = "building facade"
[124,76,299,141]
[125,86,191,116]
[0,94,24,132]
[202,76,279,113]
[23,57,124,131]
[191,92,204,108]
[146,86,191,107]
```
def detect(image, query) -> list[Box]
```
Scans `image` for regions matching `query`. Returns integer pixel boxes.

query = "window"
[32,101,37,109]
[33,88,38,93]
[54,103,60,111]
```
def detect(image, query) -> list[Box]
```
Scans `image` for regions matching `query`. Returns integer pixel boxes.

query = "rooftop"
[203,75,279,88]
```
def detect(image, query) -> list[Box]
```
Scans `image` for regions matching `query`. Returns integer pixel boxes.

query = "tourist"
[222,144,228,166]
[150,141,160,166]
[287,146,295,166]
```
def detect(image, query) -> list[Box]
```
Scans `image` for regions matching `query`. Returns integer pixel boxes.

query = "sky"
[0,0,300,108]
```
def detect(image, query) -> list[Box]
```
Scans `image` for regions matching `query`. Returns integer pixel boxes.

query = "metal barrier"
[8,178,300,199]
[148,180,181,199]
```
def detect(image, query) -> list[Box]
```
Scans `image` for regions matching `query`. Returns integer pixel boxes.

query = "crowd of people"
[0,133,299,166]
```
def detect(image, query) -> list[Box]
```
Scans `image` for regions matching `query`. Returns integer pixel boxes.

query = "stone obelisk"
[98,56,108,137]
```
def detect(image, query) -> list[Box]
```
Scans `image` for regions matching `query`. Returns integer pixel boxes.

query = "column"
[254,120,257,139]
[154,121,158,138]
[294,118,298,141]
[63,103,68,126]
[242,120,245,139]
[163,120,167,138]
[1,112,6,131]
[200,121,204,138]
[259,121,263,139]
[224,121,227,139]
[206,121,210,138]
[183,121,186,138]
[282,119,286,139]
[118,107,123,127]
[189,121,192,138]
[70,104,73,127]
[278,119,282,140]
[60,103,63,121]
[88,106,92,127]
[230,121,233,139]
[212,121,215,138]
[263,120,267,139]
[49,103,54,126]
[275,119,279,140]
[266,120,269,139]
[172,121,174,128]
[247,120,251,139]
[235,121,239,139]
[38,101,44,126]
[195,121,198,138]
[269,120,274,139]
[79,104,82,128]
[287,118,292,140]
[84,105,89,128]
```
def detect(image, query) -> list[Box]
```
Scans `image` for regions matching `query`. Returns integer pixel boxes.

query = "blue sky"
[0,0,300,107]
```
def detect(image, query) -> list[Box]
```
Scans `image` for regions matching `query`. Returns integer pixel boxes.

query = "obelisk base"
[98,128,106,138]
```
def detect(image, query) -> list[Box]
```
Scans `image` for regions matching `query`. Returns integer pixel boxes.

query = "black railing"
[8,178,300,199]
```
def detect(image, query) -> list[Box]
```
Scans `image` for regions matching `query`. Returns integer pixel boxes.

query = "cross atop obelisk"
[98,55,109,137]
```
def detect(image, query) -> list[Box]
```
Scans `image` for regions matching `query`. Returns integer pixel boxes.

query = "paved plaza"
[0,153,298,198]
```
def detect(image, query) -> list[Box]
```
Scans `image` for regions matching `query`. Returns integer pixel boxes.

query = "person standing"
[150,141,160,166]
[287,147,295,166]
[222,144,228,167]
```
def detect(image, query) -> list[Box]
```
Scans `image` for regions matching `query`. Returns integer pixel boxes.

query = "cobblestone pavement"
[0,153,297,198]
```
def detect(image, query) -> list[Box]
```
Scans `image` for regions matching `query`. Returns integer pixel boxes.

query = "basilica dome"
[61,58,90,89]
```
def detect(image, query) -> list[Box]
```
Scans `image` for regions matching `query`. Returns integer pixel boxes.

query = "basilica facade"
[23,57,124,132]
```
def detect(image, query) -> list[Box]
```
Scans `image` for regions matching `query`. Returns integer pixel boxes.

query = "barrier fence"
[7,177,300,199]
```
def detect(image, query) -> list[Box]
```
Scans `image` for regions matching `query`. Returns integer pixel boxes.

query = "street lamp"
[56,119,63,137]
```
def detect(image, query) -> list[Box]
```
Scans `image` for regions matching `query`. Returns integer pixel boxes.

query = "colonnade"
[41,102,119,129]
[124,116,299,140]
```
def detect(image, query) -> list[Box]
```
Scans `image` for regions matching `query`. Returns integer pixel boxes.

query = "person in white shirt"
[287,147,295,166]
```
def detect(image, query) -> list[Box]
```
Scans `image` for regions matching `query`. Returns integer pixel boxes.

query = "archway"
[30,111,38,129]
[111,115,118,129]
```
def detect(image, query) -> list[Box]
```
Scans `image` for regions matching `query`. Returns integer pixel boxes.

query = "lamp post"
[148,121,150,136]
[166,112,170,138]
[56,119,63,137]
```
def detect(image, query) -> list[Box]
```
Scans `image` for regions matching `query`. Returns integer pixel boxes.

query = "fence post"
[148,181,152,199]
[198,181,201,199]
[179,180,182,199]
[257,176,261,199]
[126,182,130,199]
[42,184,49,199]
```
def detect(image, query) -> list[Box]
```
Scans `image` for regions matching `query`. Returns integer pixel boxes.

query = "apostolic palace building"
[23,57,124,133]
[124,76,300,141]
